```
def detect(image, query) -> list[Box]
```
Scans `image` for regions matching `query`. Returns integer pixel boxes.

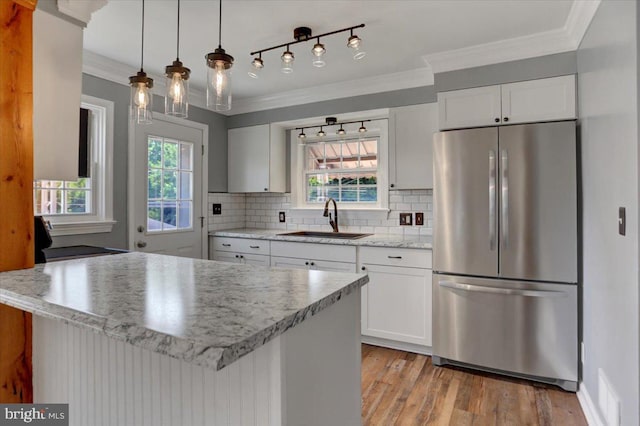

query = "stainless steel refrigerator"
[432,121,578,391]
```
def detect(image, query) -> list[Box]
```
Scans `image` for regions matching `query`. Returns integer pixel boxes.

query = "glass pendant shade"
[348,35,366,60]
[312,42,326,68]
[129,71,153,124]
[248,57,263,79]
[281,50,294,74]
[164,60,190,117]
[206,47,234,111]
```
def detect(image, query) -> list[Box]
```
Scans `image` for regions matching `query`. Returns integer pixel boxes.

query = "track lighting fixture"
[297,118,371,141]
[205,0,234,111]
[164,0,190,118]
[250,24,365,75]
[129,0,153,124]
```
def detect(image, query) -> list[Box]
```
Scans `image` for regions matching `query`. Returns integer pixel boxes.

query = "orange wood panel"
[0,0,37,404]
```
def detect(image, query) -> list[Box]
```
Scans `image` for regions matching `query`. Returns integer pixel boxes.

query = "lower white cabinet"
[210,236,270,266]
[271,256,355,273]
[213,250,270,266]
[270,241,357,273]
[359,247,432,350]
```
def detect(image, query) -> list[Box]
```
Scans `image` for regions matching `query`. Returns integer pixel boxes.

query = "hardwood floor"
[361,344,587,426]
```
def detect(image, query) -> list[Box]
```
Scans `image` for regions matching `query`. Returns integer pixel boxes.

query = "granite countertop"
[0,252,368,371]
[210,228,433,249]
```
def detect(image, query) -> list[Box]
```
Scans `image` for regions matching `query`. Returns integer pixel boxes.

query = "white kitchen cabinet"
[359,247,432,350]
[271,256,355,273]
[389,103,438,189]
[210,236,270,266]
[270,241,356,272]
[33,10,83,181]
[228,124,286,193]
[437,75,576,130]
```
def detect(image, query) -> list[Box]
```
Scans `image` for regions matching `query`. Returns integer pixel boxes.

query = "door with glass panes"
[132,117,205,258]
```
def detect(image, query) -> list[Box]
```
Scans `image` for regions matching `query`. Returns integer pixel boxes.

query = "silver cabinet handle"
[249,245,260,249]
[387,256,402,259]
[489,150,496,251]
[439,281,566,298]
[501,149,509,249]
[222,243,231,247]
[136,241,147,248]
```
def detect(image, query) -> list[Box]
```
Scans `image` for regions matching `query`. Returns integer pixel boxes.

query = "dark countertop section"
[44,245,128,262]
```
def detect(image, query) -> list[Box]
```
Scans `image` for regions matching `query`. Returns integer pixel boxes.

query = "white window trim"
[291,119,389,214]
[43,94,115,236]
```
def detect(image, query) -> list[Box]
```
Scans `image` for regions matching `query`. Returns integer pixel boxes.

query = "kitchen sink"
[278,231,372,240]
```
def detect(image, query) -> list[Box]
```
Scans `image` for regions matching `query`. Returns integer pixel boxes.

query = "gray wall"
[52,74,228,249]
[577,1,639,425]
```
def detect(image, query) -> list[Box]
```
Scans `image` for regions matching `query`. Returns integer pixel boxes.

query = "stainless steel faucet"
[323,198,339,233]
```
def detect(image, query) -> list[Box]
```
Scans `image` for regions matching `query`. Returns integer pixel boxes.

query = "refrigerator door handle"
[501,149,509,249]
[439,280,566,298]
[489,150,496,251]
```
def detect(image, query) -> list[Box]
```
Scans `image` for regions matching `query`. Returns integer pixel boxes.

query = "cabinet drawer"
[271,241,356,263]
[359,247,431,269]
[213,237,270,255]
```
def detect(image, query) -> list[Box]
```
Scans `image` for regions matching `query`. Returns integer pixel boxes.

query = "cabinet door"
[228,124,270,193]
[438,85,501,130]
[501,75,576,125]
[389,103,438,189]
[270,256,310,270]
[311,260,356,273]
[212,250,242,263]
[361,264,432,346]
[242,253,271,266]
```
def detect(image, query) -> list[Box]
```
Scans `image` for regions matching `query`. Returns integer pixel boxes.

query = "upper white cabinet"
[33,10,83,181]
[228,124,286,193]
[389,103,438,189]
[437,75,576,130]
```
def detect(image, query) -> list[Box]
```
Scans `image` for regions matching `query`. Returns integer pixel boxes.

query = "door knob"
[137,225,145,232]
[136,241,147,248]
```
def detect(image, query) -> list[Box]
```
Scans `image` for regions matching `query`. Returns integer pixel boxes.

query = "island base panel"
[32,288,362,426]
[0,305,32,403]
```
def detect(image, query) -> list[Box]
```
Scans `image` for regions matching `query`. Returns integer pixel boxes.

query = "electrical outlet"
[279,211,286,223]
[415,212,424,226]
[212,204,222,215]
[400,213,412,226]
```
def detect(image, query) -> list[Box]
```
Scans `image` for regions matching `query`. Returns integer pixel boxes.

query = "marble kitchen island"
[0,252,368,426]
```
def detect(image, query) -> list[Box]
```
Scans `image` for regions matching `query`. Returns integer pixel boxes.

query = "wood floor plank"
[361,344,587,426]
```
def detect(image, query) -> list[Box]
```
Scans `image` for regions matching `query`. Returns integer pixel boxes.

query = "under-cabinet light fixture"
[249,24,365,77]
[129,0,153,124]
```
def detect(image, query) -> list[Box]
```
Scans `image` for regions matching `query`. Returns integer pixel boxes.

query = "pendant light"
[348,29,366,60]
[164,0,190,117]
[206,0,234,111]
[312,38,326,68]
[129,0,153,124]
[281,46,294,74]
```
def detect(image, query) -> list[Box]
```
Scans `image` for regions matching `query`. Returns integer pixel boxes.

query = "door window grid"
[304,138,378,203]
[147,136,194,232]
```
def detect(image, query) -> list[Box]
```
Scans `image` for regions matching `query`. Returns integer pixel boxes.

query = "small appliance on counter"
[34,216,52,264]
[432,121,578,391]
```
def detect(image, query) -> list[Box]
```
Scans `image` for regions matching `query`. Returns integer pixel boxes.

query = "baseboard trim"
[577,382,604,426]
[361,336,432,356]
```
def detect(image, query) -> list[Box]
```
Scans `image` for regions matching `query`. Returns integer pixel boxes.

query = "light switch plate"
[400,213,412,226]
[415,212,424,226]
[619,207,626,235]
[279,212,286,223]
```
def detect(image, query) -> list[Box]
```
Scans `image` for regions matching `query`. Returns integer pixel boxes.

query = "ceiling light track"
[250,24,364,57]
[297,118,372,139]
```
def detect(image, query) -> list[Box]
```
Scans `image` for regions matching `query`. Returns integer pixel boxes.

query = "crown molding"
[82,50,208,111]
[423,0,600,74]
[230,67,434,115]
[57,0,107,25]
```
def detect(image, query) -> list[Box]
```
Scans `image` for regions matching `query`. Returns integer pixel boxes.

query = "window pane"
[360,140,378,168]
[307,186,326,203]
[163,171,177,200]
[162,202,177,229]
[342,142,360,169]
[180,143,193,171]
[178,201,192,229]
[324,143,342,169]
[179,172,192,200]
[148,138,162,168]
[327,187,340,200]
[163,141,178,169]
[66,190,89,213]
[359,187,377,202]
[326,174,340,186]
[147,200,162,231]
[35,189,62,214]
[341,187,357,201]
[66,178,90,189]
[306,144,325,171]
[148,170,161,199]
[359,174,377,185]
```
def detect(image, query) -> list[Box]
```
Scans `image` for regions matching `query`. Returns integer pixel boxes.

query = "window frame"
[291,119,389,212]
[35,95,115,236]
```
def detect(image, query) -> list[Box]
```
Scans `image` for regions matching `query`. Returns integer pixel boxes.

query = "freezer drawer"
[433,274,577,386]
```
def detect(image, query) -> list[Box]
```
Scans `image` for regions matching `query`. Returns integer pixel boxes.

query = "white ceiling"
[83,0,591,114]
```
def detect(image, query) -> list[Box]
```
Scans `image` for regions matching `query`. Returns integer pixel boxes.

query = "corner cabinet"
[33,10,83,181]
[437,75,576,130]
[359,247,432,352]
[228,124,286,193]
[389,103,438,189]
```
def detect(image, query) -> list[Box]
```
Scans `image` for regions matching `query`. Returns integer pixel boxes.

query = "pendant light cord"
[140,0,145,71]
[176,0,181,59]
[218,0,222,49]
